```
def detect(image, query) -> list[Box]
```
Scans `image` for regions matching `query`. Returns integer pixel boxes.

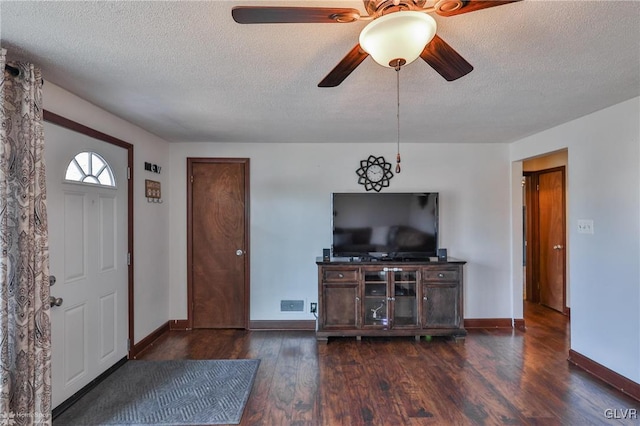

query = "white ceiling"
[2,1,639,144]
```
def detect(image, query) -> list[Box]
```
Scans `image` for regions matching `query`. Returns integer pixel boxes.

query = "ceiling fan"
[232,0,521,87]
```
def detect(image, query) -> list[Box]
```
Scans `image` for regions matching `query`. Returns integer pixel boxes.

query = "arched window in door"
[64,151,115,187]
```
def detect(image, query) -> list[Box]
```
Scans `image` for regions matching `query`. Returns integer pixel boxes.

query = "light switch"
[577,219,594,234]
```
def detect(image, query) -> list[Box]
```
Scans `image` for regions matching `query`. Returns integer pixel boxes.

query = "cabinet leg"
[356,336,362,341]
[415,335,421,341]
[317,337,328,345]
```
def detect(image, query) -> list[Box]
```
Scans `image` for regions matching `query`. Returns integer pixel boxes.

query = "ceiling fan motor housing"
[365,0,427,16]
[364,0,464,16]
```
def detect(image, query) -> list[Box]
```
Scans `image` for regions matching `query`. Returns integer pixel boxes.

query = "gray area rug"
[54,359,260,425]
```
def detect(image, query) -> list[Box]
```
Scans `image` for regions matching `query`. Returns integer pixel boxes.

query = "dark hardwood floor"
[138,303,640,425]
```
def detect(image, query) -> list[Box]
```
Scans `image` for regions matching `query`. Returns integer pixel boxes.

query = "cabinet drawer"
[323,268,359,282]
[423,268,459,281]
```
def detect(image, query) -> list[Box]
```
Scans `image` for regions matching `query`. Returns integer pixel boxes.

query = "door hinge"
[190,175,194,183]
[127,339,131,351]
[536,184,539,191]
[127,252,131,266]
[127,167,131,180]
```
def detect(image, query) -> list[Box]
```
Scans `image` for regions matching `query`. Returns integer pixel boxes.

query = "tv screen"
[332,192,439,259]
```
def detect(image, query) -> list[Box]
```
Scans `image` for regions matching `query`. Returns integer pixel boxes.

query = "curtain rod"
[3,64,44,86]
[5,64,20,76]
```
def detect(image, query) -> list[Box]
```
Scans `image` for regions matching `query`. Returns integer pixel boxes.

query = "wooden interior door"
[538,168,566,313]
[188,158,249,329]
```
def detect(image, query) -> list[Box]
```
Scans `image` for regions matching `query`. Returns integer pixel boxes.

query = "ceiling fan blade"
[232,7,361,24]
[420,35,473,81]
[435,0,522,17]
[318,44,369,87]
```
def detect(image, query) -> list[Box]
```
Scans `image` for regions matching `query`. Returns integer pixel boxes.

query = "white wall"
[168,143,512,321]
[510,97,640,383]
[43,82,172,344]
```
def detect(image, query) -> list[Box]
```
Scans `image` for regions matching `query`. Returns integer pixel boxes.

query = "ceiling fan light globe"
[359,11,437,68]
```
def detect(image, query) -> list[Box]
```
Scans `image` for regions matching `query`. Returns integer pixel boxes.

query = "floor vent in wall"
[280,300,304,312]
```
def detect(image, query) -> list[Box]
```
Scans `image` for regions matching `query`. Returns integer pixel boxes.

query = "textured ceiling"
[2,1,639,144]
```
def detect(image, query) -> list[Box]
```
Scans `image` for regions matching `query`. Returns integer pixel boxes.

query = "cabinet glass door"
[363,270,388,327]
[392,270,418,327]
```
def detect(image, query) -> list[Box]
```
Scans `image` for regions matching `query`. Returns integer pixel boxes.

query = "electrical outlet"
[310,302,317,314]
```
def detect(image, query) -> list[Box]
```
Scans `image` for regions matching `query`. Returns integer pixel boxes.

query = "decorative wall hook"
[145,179,162,204]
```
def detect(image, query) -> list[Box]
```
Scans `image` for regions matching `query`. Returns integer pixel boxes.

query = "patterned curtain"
[0,49,52,425]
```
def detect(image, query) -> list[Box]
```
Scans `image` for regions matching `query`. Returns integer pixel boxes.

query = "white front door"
[44,121,129,408]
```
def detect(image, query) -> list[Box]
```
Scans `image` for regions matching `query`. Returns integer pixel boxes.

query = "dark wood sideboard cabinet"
[316,258,467,343]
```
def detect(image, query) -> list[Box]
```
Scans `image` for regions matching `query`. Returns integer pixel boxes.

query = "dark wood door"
[538,169,566,313]
[188,159,249,329]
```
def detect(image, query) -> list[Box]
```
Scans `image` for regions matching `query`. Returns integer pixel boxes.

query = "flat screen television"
[332,192,439,260]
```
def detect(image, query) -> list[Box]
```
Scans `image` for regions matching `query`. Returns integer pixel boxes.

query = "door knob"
[49,296,63,307]
[236,249,244,256]
[553,245,564,250]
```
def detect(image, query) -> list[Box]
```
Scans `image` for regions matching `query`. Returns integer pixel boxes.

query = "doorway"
[523,151,568,315]
[187,158,250,329]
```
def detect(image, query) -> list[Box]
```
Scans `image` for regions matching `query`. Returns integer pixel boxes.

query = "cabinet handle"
[423,296,428,301]
[387,297,395,301]
[438,273,444,278]
[355,296,360,301]
[338,273,344,278]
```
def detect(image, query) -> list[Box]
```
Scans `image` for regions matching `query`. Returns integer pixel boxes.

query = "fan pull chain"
[395,61,402,174]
